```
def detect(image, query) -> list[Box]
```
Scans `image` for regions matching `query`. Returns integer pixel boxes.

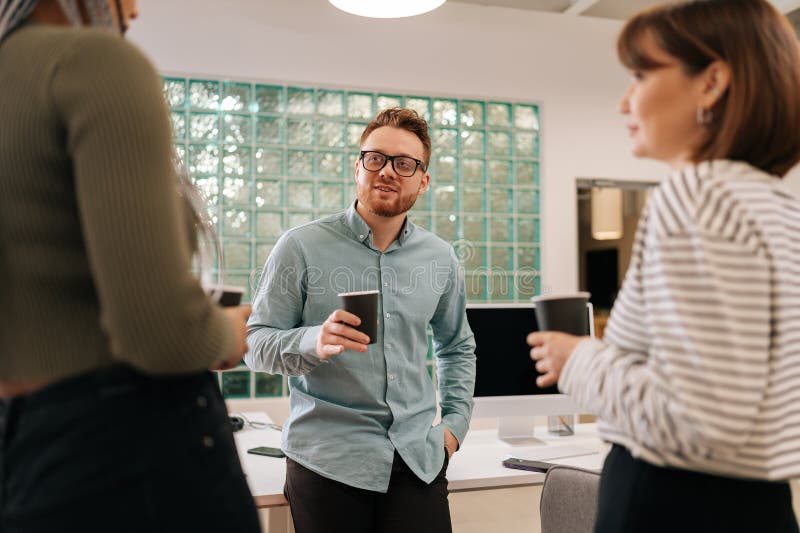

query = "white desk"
[447,423,607,492]
[233,412,288,508]
[234,412,607,508]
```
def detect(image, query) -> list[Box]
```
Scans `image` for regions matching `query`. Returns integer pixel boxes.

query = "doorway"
[576,179,656,338]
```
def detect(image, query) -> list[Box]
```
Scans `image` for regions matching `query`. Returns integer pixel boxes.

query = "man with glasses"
[245,108,476,533]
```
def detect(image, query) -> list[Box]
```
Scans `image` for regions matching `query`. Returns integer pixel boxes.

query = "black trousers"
[0,365,260,533]
[285,450,451,533]
[595,444,800,533]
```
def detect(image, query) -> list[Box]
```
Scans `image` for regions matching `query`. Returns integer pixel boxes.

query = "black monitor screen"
[466,305,559,396]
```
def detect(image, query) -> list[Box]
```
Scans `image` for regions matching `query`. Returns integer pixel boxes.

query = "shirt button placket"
[381,256,398,386]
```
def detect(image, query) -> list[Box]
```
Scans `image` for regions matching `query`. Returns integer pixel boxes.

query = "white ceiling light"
[329,0,447,18]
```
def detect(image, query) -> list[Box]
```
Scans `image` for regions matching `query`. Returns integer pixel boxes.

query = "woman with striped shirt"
[529,1,800,531]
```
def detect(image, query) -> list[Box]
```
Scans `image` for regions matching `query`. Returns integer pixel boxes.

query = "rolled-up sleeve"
[245,233,324,376]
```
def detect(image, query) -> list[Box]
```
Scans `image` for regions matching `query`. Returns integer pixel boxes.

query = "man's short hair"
[360,108,432,168]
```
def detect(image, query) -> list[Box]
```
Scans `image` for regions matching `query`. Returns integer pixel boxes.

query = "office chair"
[540,465,601,533]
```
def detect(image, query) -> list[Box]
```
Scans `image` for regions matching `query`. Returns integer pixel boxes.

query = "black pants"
[285,450,451,533]
[0,365,261,533]
[595,444,799,533]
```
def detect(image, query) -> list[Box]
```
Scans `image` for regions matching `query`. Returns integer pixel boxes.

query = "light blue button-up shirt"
[245,202,476,492]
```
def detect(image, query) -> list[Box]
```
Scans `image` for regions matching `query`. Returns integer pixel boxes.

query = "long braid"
[174,153,223,293]
[55,0,81,24]
[0,0,39,43]
[79,0,113,28]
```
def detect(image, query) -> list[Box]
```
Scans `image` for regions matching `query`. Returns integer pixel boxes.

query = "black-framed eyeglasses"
[359,151,426,178]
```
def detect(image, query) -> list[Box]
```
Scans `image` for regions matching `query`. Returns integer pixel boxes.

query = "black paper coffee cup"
[531,292,591,335]
[338,290,379,344]
[206,285,245,307]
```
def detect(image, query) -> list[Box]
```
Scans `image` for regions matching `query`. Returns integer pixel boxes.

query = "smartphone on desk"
[502,457,553,473]
[247,446,286,458]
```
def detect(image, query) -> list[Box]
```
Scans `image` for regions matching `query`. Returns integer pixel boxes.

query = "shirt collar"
[345,201,372,244]
[345,201,415,247]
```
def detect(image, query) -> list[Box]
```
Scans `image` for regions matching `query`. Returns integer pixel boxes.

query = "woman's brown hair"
[618,0,800,177]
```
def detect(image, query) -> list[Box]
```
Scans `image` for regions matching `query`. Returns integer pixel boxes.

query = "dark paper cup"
[338,290,379,344]
[206,285,245,307]
[531,292,591,335]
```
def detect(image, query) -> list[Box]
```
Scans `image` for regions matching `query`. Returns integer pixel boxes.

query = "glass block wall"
[162,77,541,399]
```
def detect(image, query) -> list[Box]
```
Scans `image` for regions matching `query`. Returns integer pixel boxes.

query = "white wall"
[129,0,664,293]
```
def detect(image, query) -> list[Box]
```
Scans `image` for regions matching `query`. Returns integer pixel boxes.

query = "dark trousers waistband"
[595,444,799,533]
[1,364,214,413]
[0,364,260,533]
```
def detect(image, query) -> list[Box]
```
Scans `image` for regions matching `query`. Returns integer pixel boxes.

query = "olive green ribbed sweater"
[0,23,233,380]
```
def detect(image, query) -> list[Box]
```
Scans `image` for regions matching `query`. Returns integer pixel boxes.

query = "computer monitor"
[467,302,595,445]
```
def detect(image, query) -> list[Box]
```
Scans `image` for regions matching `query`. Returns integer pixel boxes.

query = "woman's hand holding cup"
[211,305,252,371]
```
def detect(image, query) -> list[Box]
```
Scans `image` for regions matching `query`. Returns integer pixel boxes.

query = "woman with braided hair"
[0,1,260,531]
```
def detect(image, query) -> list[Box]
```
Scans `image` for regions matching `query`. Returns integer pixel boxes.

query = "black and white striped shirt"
[561,159,800,480]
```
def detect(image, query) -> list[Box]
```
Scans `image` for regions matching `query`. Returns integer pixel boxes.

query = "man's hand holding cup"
[316,309,371,359]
